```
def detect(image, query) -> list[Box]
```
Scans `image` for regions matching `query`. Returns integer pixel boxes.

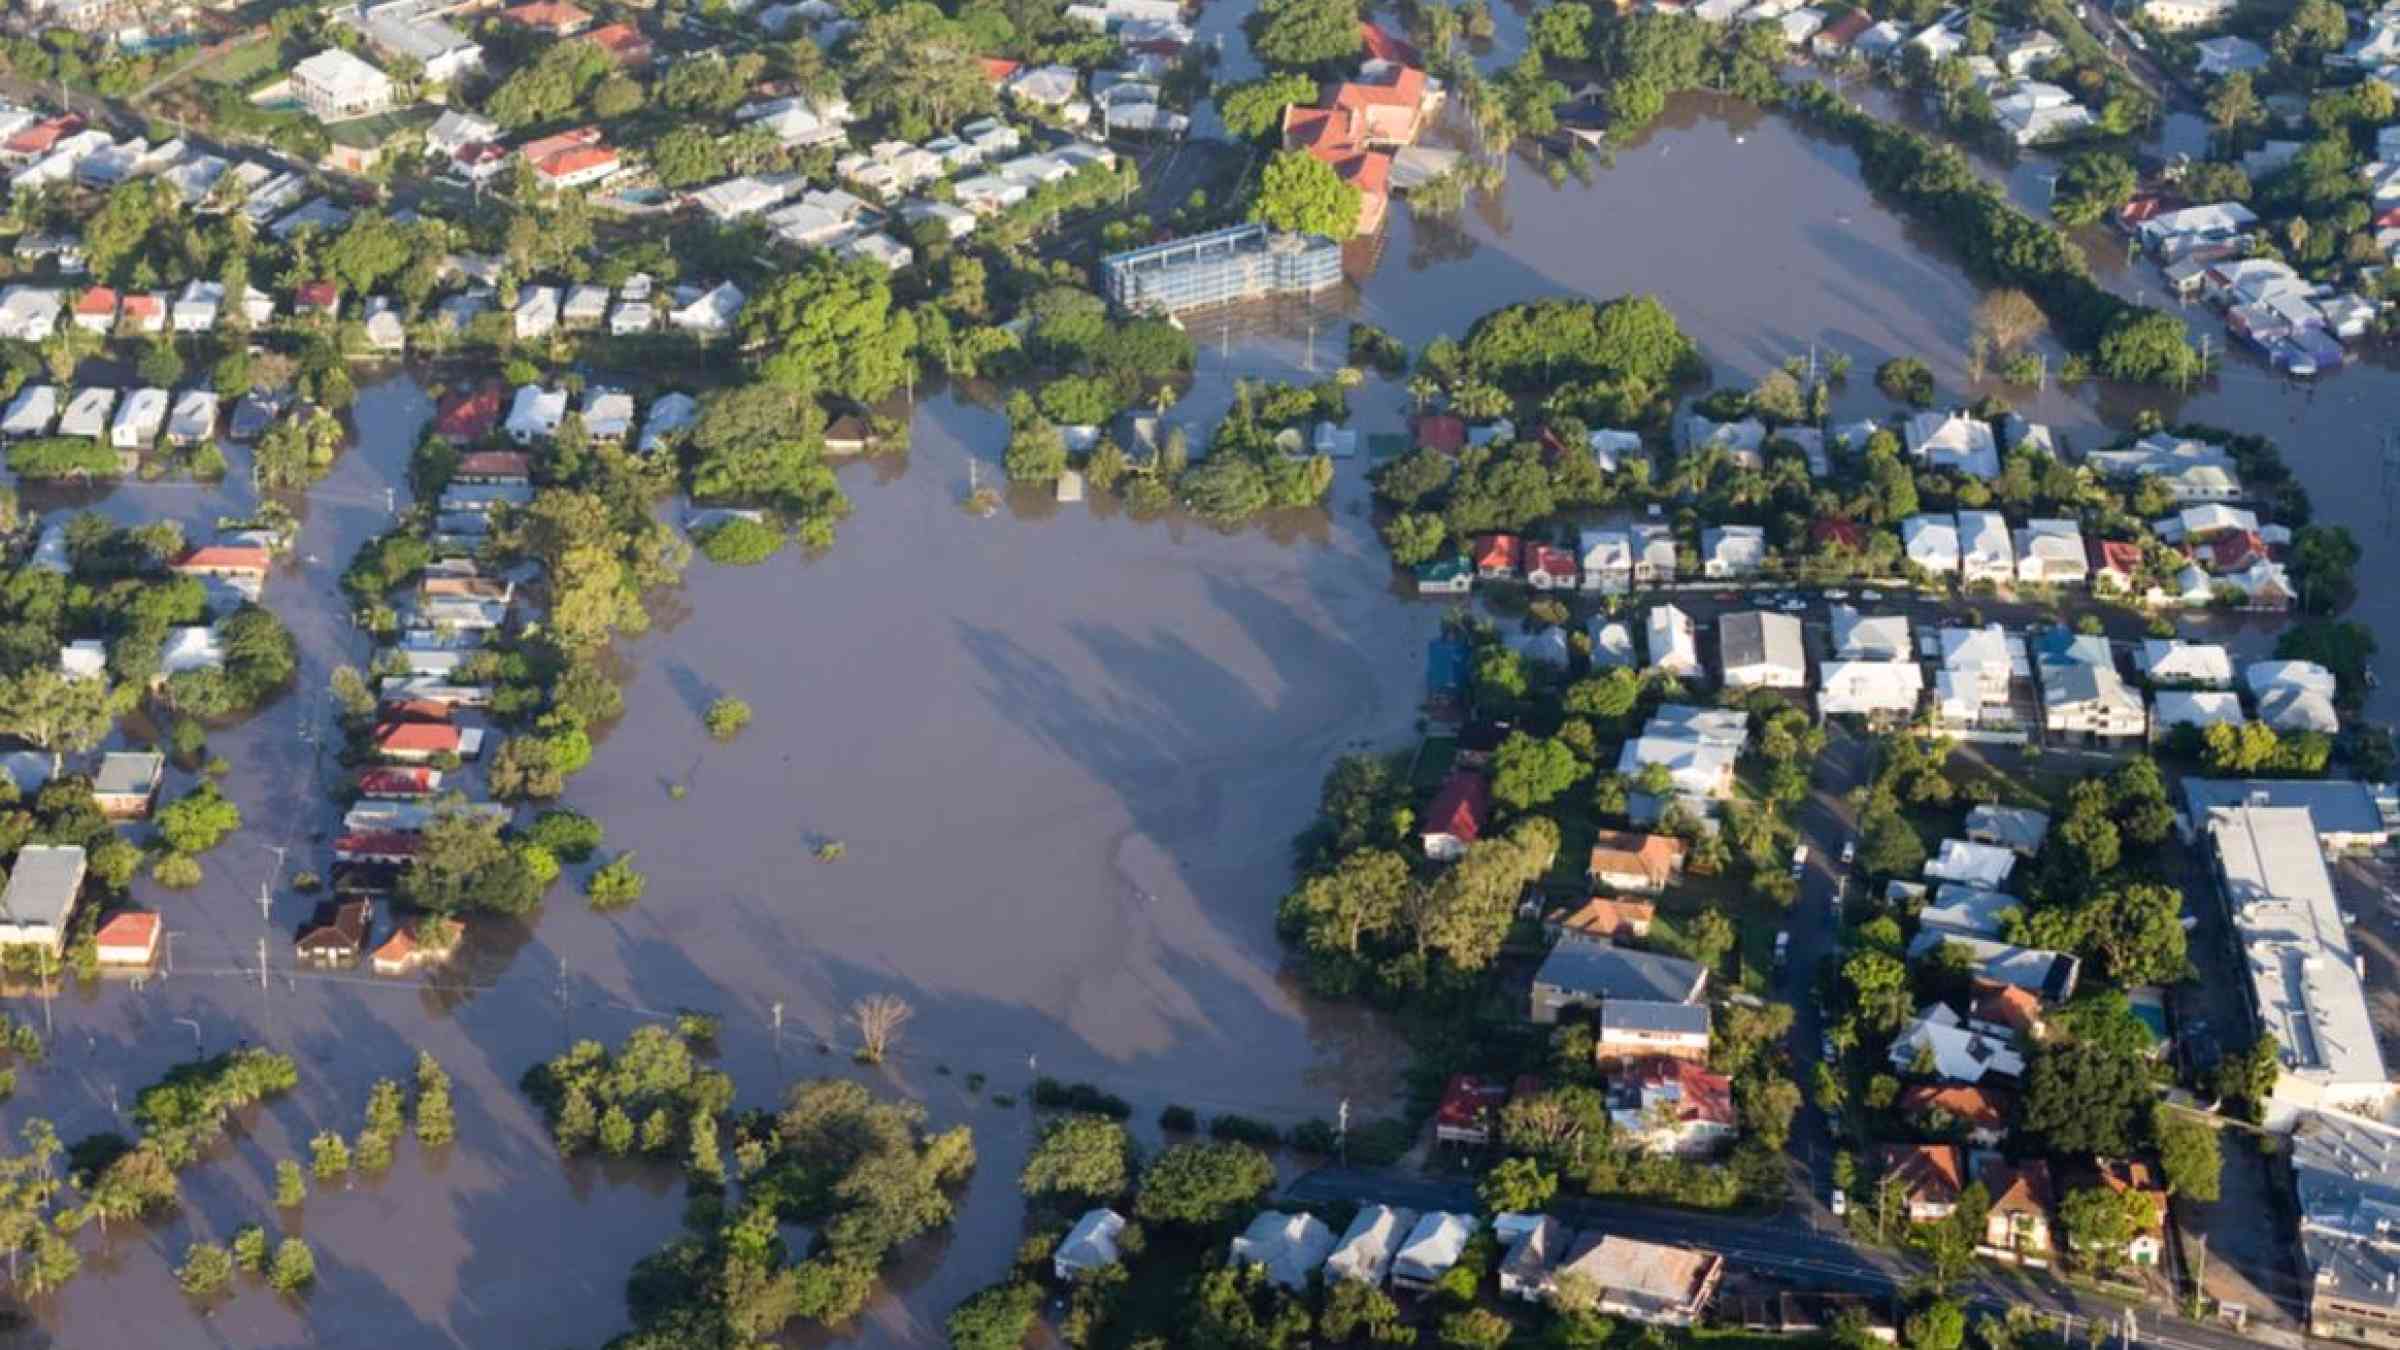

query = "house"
[2154,689,2245,732]
[1589,620,1636,669]
[1578,528,1630,592]
[1415,557,1472,594]
[1413,760,1496,854]
[506,385,567,445]
[2143,0,2234,28]
[1905,411,1999,478]
[1993,81,2094,146]
[1964,805,2049,856]
[1326,1204,1418,1286]
[290,49,395,124]
[296,898,372,966]
[1903,514,1962,576]
[1889,1004,2027,1084]
[1473,533,1521,579]
[425,109,499,160]
[1390,1212,1479,1292]
[1550,1234,1723,1327]
[92,910,160,967]
[1908,931,2081,1004]
[669,282,745,336]
[521,127,619,190]
[1433,1073,1511,1145]
[0,287,63,342]
[1878,1144,1966,1221]
[1054,1208,1127,1281]
[1718,610,1805,689]
[69,286,115,335]
[2088,435,2242,502]
[1529,937,1707,1025]
[2,384,58,438]
[1898,1083,2014,1147]
[1832,607,1911,662]
[1549,896,1657,942]
[1587,830,1686,894]
[110,387,167,450]
[1526,545,1579,590]
[1496,1215,1569,1301]
[1645,604,1701,679]
[58,640,105,681]
[1628,523,1676,584]
[370,920,456,975]
[1818,660,1924,720]
[1972,978,2048,1040]
[513,286,559,340]
[358,767,441,799]
[1615,726,1737,800]
[1981,1159,2055,1254]
[91,751,163,819]
[434,387,505,444]
[2137,639,2233,688]
[1699,524,1766,578]
[1609,1057,1736,1155]
[166,390,219,447]
[580,387,634,442]
[374,719,472,762]
[501,0,592,35]
[638,393,698,455]
[2081,1161,2167,1265]
[583,21,654,66]
[2012,520,2087,585]
[1919,883,2021,940]
[1956,511,2014,586]
[0,845,84,955]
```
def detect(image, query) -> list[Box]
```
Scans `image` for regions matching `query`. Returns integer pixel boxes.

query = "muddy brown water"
[6,84,2400,1344]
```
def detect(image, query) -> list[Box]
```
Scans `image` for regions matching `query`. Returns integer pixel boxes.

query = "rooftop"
[1534,938,1707,1004]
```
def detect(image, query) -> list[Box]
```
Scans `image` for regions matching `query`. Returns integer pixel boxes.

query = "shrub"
[697,517,783,565]
[151,853,203,888]
[704,697,752,742]
[1208,1114,1280,1147]
[1160,1104,1198,1132]
[526,809,603,862]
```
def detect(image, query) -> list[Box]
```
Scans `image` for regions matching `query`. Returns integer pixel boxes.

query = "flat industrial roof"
[2207,805,2386,1093]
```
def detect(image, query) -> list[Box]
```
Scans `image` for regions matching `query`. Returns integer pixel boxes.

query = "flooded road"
[10,79,2400,1349]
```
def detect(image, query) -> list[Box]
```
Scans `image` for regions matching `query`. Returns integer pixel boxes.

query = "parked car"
[1860,589,1883,601]
[1824,589,1849,599]
[1830,1189,1848,1217]
[1840,838,1856,866]
[1789,845,1809,878]
[1774,930,1791,966]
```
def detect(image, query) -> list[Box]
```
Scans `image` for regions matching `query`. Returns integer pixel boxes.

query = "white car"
[1841,839,1856,866]
[1830,1189,1848,1217]
[1860,589,1883,601]
[1824,589,1850,599]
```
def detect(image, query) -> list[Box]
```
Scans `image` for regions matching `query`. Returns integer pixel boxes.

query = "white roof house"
[2259,684,2341,734]
[514,285,560,340]
[2013,519,2087,585]
[1645,604,1701,679]
[1993,81,2094,146]
[1580,528,1632,592]
[1391,1212,1479,1291]
[1905,411,1999,479]
[580,387,634,442]
[560,283,610,327]
[1919,882,2021,939]
[670,282,745,335]
[1902,514,1961,575]
[58,387,115,439]
[291,48,396,123]
[2247,660,2339,699]
[166,389,218,445]
[2203,803,2390,1128]
[2155,689,2247,730]
[505,385,567,445]
[1229,1211,1335,1290]
[1831,606,1911,661]
[2144,0,2235,28]
[638,391,698,454]
[2089,435,2243,502]
[1957,511,2015,585]
[1925,837,2017,888]
[161,625,225,675]
[1590,620,1636,668]
[1818,659,1924,718]
[425,109,500,157]
[110,387,167,449]
[0,287,63,342]
[1053,1208,1126,1281]
[2,383,58,437]
[1889,1004,2026,1083]
[1719,610,1805,689]
[2138,639,2234,687]
[2158,503,2258,543]
[1617,734,1739,799]
[1324,1205,1419,1285]
[1699,524,1766,578]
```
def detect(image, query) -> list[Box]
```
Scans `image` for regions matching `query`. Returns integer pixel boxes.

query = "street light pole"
[172,1017,201,1058]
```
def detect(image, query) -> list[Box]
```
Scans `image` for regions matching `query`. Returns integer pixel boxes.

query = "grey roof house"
[1530,937,1708,1024]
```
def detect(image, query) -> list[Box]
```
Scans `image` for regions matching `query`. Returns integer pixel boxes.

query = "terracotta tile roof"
[1529,545,1578,578]
[584,21,650,61]
[455,449,530,478]
[1972,979,2045,1035]
[1330,149,1390,197]
[1817,9,1873,45]
[295,281,340,310]
[1434,1073,1510,1131]
[2206,530,2267,573]
[1332,66,1426,110]
[1587,830,1687,888]
[533,145,617,181]
[434,385,504,441]
[357,768,438,796]
[1897,1082,2013,1129]
[1810,516,1866,550]
[94,911,159,954]
[2087,1159,2167,1234]
[2092,538,2143,575]
[297,899,373,950]
[501,0,590,30]
[519,126,603,164]
[337,830,421,857]
[4,115,79,156]
[1417,414,1466,453]
[375,721,460,754]
[1553,896,1656,941]
[979,56,1022,84]
[1282,104,1354,152]
[1623,1056,1734,1126]
[1474,535,1520,571]
[1878,1144,1964,1206]
[1423,771,1490,844]
[1981,1158,2054,1217]
[73,287,118,316]
[1360,20,1422,65]
[172,545,272,574]
[121,294,163,320]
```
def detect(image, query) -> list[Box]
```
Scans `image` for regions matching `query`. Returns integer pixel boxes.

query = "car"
[1781,599,1807,613]
[1860,589,1883,601]
[1821,1033,1838,1060]
[1790,845,1809,878]
[1830,1189,1848,1217]
[1774,930,1792,966]
[1841,839,1856,866]
[1823,589,1850,600]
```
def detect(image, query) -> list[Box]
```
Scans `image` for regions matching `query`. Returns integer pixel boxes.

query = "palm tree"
[1406,373,1441,412]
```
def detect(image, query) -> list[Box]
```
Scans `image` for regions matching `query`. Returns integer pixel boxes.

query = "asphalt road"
[1281,1167,2283,1350]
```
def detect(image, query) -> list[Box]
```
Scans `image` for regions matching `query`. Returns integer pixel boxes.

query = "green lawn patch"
[196,40,281,88]
[1409,736,1458,793]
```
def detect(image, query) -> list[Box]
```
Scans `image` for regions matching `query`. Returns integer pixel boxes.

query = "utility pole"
[256,937,267,992]
[555,956,569,1044]
[256,883,271,925]
[1337,1098,1349,1166]
[770,1001,784,1071]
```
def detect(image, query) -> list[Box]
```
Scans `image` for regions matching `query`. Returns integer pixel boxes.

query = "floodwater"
[12,75,2400,1350]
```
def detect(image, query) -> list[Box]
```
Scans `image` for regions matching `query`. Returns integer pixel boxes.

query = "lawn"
[195,39,281,89]
[1409,735,1458,793]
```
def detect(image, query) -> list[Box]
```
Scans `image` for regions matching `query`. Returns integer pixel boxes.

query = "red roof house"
[500,0,591,34]
[1473,534,1522,577]
[71,287,119,332]
[1809,516,1866,551]
[978,56,1023,84]
[93,911,160,966]
[335,831,422,863]
[1420,770,1491,860]
[172,545,272,579]
[2090,538,2143,591]
[3,115,81,159]
[434,384,504,443]
[1877,1144,1966,1221]
[119,293,164,331]
[294,281,341,315]
[357,767,442,798]
[1433,1074,1511,1144]
[1527,545,1579,589]
[374,721,462,760]
[2206,529,2268,574]
[454,448,531,482]
[1360,20,1422,66]
[1416,413,1466,454]
[1813,9,1873,51]
[583,21,653,66]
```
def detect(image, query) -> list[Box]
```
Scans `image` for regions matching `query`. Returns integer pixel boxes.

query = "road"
[1281,1167,2286,1350]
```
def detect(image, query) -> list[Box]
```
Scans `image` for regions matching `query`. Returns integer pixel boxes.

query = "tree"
[2051,151,2137,226]
[2083,881,2187,986]
[274,1158,306,1208]
[2022,1041,2151,1155]
[1020,1114,1133,1201]
[1004,416,1067,484]
[1876,357,1935,406]
[156,782,241,855]
[269,1237,316,1294]
[742,256,919,403]
[704,697,753,742]
[1904,1297,1967,1350]
[177,1241,233,1297]
[1249,0,1361,69]
[1382,512,1447,566]
[2218,1032,2281,1120]
[1490,732,1581,811]
[0,666,111,752]
[311,1131,351,1180]
[1529,1,1593,59]
[1738,1074,1803,1152]
[1217,72,1320,140]
[649,125,728,189]
[846,6,994,138]
[2095,312,2197,385]
[1974,289,2047,353]
[1183,455,1275,524]
[1478,1156,1556,1214]
[1439,1308,1512,1350]
[1320,1278,1409,1343]
[849,993,914,1064]
[947,1280,1040,1350]
[2153,1103,2222,1202]
[414,1052,456,1148]
[1250,150,1362,240]
[2059,1184,2144,1274]
[587,855,647,910]
[1134,1140,1274,1225]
